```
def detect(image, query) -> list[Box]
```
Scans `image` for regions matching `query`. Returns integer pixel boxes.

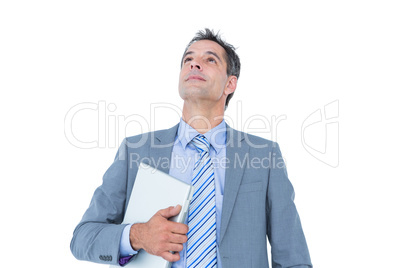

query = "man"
[71,28,313,268]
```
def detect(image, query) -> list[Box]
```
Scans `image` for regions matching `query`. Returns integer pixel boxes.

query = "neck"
[182,101,224,134]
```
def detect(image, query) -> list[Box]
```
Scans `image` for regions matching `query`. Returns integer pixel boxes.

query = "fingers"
[168,221,189,236]
[158,205,182,219]
[157,205,188,235]
[160,251,181,263]
[167,232,188,244]
[131,205,188,261]
[166,241,184,252]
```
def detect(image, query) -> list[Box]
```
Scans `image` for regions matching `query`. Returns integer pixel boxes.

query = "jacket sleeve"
[70,139,131,266]
[266,142,313,268]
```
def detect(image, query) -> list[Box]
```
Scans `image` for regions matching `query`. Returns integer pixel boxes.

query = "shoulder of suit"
[124,124,178,144]
[232,128,278,148]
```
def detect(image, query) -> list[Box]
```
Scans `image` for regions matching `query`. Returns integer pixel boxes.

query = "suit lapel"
[219,125,249,244]
[148,124,179,174]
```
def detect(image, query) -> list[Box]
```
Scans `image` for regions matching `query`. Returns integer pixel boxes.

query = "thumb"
[158,205,182,219]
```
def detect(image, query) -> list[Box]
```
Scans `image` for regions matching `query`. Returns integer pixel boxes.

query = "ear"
[224,76,237,96]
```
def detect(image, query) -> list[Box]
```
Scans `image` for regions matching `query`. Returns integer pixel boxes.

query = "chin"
[181,87,206,97]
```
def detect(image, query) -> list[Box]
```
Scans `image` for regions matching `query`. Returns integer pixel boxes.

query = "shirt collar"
[176,118,226,154]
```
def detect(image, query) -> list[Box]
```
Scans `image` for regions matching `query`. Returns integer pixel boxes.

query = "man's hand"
[130,205,188,262]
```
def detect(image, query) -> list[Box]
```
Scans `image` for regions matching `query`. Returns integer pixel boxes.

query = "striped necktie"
[186,135,217,268]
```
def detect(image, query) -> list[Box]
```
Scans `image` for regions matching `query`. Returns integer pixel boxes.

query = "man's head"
[179,29,241,110]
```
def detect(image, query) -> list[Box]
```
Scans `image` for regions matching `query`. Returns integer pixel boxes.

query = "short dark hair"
[181,28,241,110]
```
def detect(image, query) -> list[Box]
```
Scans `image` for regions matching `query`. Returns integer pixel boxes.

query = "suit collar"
[148,124,179,174]
[152,123,179,145]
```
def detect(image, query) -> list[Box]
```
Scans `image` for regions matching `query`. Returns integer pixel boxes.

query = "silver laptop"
[110,162,194,268]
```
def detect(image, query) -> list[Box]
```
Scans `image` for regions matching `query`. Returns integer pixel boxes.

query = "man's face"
[179,40,235,107]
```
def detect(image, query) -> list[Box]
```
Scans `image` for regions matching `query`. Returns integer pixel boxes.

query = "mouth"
[186,75,206,82]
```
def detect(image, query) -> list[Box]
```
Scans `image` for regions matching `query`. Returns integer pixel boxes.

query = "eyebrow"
[183,50,223,64]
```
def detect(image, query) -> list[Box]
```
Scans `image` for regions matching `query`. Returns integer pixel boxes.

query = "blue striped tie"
[186,135,217,268]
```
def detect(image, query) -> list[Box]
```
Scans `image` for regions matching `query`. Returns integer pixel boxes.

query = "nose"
[190,60,202,71]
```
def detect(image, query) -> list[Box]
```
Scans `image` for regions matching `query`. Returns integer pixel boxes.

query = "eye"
[184,57,192,63]
[207,57,216,63]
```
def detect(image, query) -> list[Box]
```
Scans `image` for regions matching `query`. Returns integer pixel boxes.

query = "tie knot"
[191,135,210,153]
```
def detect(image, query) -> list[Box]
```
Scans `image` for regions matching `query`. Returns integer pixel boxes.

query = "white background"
[1,1,401,267]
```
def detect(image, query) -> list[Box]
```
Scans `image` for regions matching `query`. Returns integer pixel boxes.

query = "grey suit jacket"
[71,124,312,268]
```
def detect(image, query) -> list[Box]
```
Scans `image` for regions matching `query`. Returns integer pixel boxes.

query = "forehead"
[186,40,226,58]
